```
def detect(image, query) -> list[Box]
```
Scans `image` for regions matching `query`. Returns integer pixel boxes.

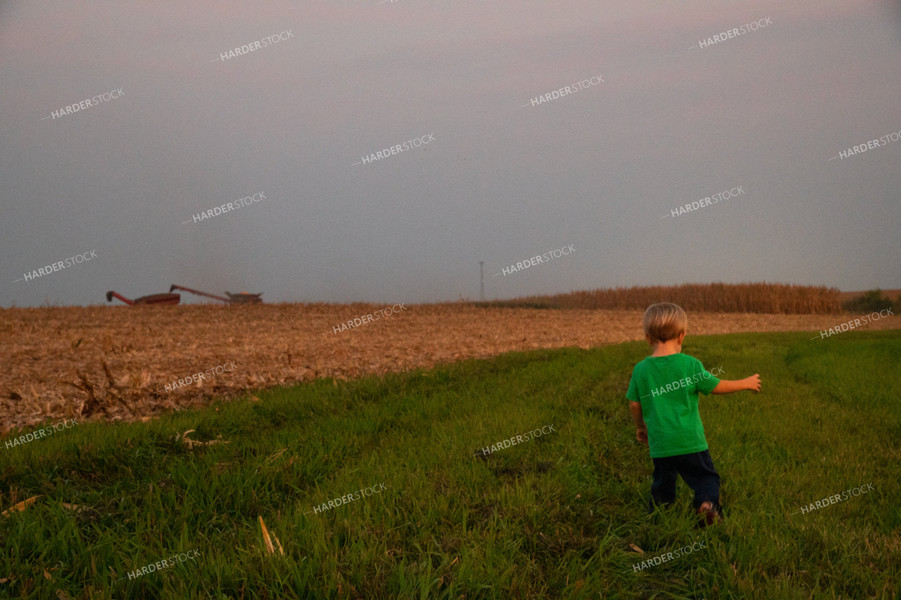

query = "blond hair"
[643,302,687,343]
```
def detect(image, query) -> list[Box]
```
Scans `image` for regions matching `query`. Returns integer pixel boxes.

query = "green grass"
[1,330,899,599]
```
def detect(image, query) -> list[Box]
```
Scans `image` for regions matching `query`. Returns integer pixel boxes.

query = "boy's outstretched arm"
[712,374,761,394]
[629,401,648,445]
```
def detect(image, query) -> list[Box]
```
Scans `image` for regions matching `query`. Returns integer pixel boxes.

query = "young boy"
[626,302,761,525]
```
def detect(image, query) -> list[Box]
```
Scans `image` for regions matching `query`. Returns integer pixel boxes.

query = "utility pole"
[479,261,485,301]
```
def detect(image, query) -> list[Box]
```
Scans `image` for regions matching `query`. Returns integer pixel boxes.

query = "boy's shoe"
[695,502,723,527]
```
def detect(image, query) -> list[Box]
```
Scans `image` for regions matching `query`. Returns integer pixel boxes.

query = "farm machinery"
[106,290,180,305]
[169,284,263,304]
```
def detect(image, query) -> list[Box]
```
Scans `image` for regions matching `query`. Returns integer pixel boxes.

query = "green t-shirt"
[625,353,720,458]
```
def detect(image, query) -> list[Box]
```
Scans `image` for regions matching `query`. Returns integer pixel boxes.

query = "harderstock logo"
[521,74,604,108]
[3,419,78,450]
[811,309,894,340]
[475,424,557,458]
[492,244,575,277]
[352,133,436,166]
[640,366,724,400]
[661,187,744,219]
[791,483,874,515]
[41,88,124,121]
[829,128,901,160]
[690,17,772,50]
[304,483,387,515]
[182,192,266,225]
[332,304,407,334]
[14,250,98,283]
[212,30,295,62]
[630,539,706,572]
[162,361,237,392]
[118,549,201,581]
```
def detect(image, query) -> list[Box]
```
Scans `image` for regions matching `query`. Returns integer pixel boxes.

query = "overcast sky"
[2,0,899,308]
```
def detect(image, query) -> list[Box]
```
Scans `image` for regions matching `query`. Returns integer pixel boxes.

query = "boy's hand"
[745,374,761,392]
[636,428,648,446]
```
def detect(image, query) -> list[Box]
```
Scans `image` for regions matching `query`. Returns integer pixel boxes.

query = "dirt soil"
[1,303,897,432]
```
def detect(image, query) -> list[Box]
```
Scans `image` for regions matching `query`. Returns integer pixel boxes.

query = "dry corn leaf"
[628,543,644,555]
[266,448,288,463]
[258,515,284,556]
[273,533,284,555]
[259,515,274,554]
[2,495,40,518]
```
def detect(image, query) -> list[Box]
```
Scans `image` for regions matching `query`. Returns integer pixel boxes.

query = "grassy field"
[1,330,899,599]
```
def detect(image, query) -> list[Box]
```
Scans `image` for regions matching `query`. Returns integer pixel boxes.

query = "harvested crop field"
[1,303,897,431]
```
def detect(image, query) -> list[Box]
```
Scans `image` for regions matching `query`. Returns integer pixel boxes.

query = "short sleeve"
[694,358,720,395]
[626,365,641,402]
